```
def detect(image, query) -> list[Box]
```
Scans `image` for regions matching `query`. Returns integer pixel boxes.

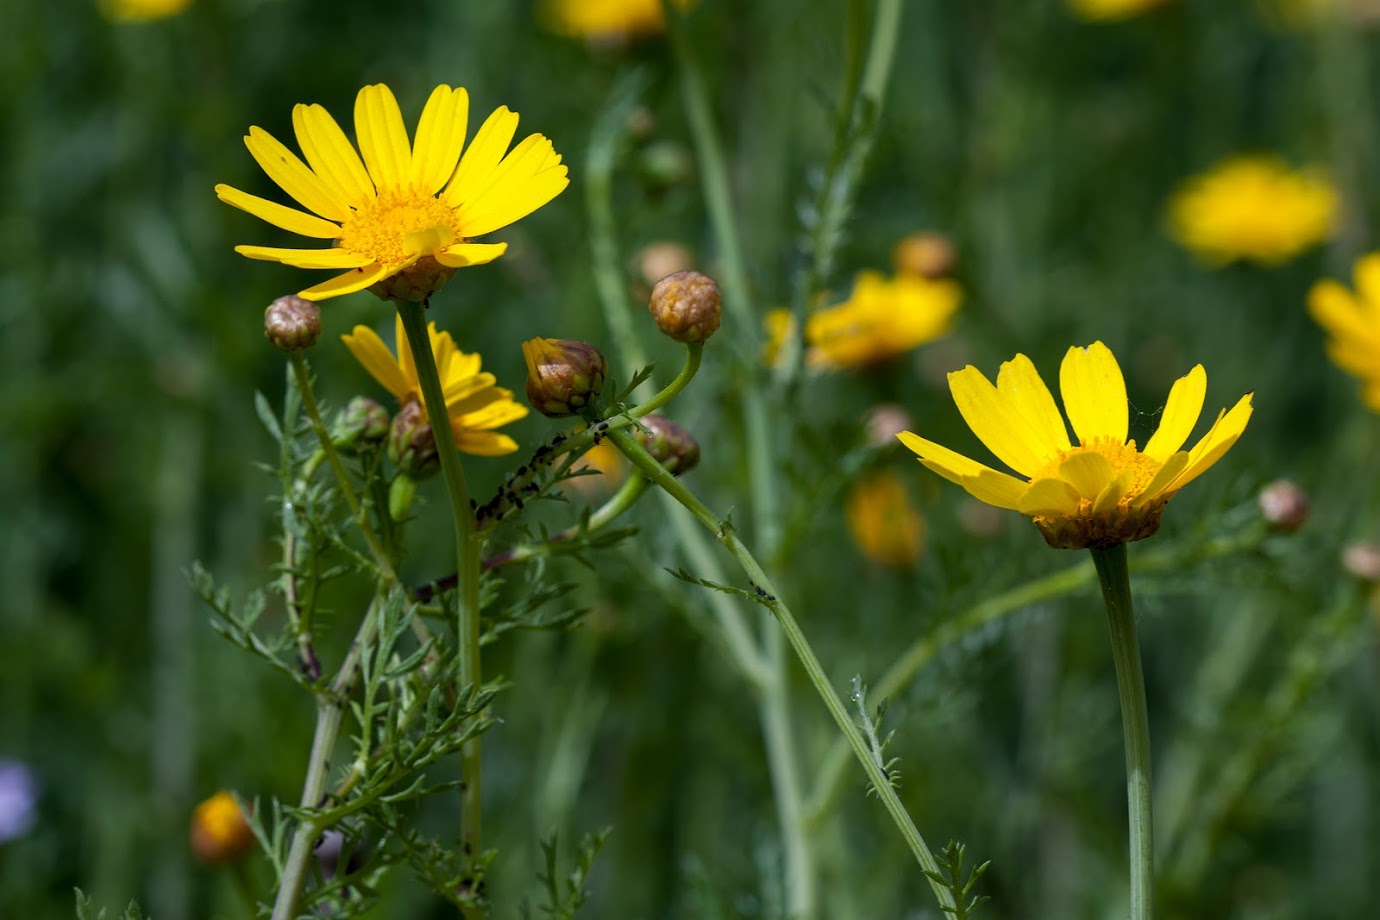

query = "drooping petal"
[1059,341,1129,445]
[1018,478,1082,516]
[297,263,394,301]
[948,366,1060,477]
[1168,393,1254,492]
[896,432,1027,509]
[215,184,342,239]
[410,85,470,196]
[441,106,520,209]
[244,127,352,222]
[1058,451,1115,500]
[455,134,570,237]
[1093,469,1137,514]
[354,84,412,191]
[1133,452,1190,507]
[233,246,372,269]
[995,354,1071,455]
[341,325,412,401]
[1143,365,1207,461]
[292,103,376,208]
[435,242,508,268]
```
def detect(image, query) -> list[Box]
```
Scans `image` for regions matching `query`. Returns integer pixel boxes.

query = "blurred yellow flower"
[1068,0,1171,20]
[564,441,628,497]
[101,0,190,22]
[899,342,1253,549]
[190,791,254,864]
[1167,156,1337,265]
[846,472,925,567]
[342,316,528,456]
[542,0,690,40]
[216,84,568,302]
[1308,253,1380,411]
[762,270,961,371]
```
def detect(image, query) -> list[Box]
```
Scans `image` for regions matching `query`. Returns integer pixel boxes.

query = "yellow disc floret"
[339,191,462,267]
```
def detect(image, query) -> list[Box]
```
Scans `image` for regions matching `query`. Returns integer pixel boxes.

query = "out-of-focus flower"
[637,242,695,289]
[1067,0,1172,21]
[846,472,925,567]
[864,404,915,448]
[541,0,692,42]
[342,316,527,456]
[1264,0,1380,27]
[1167,156,1337,266]
[564,441,628,497]
[101,0,191,22]
[633,415,700,475]
[899,342,1253,549]
[1343,543,1380,581]
[190,791,254,864]
[1258,479,1310,532]
[1308,253,1380,411]
[892,232,956,280]
[0,759,38,843]
[216,84,568,302]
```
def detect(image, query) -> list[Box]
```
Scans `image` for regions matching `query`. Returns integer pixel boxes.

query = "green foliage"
[923,842,991,920]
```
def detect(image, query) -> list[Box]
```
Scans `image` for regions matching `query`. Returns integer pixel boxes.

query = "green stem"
[394,300,484,881]
[484,474,648,573]
[1091,543,1154,920]
[604,425,954,911]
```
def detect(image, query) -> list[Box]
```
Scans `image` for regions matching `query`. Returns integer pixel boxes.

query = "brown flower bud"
[368,257,457,304]
[264,295,321,352]
[388,401,440,478]
[1343,543,1380,582]
[521,338,607,417]
[331,397,391,451]
[649,270,722,344]
[1258,479,1309,532]
[634,414,700,475]
[892,231,956,280]
[190,791,254,865]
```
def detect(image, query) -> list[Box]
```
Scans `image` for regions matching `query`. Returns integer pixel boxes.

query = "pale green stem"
[1091,543,1154,920]
[394,300,484,883]
[604,425,955,911]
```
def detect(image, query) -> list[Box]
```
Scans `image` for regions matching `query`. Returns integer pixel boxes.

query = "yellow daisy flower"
[1068,0,1171,21]
[846,471,926,567]
[216,84,568,303]
[898,342,1253,549]
[342,316,528,456]
[1308,252,1380,411]
[101,0,191,22]
[1167,155,1337,266]
[541,0,692,40]
[190,791,254,864]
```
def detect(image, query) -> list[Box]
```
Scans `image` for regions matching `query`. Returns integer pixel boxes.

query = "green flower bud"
[634,414,700,475]
[264,295,321,352]
[649,271,721,344]
[521,338,607,417]
[330,397,390,451]
[387,401,439,479]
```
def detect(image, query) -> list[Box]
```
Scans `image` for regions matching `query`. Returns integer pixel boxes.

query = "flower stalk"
[1091,542,1154,920]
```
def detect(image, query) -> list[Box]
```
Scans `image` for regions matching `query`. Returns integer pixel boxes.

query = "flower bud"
[892,231,956,280]
[388,401,440,478]
[264,295,321,352]
[521,338,607,417]
[190,791,254,865]
[1258,479,1309,532]
[368,258,457,304]
[634,414,700,475]
[331,397,391,451]
[649,271,722,344]
[1343,543,1380,582]
[863,403,914,448]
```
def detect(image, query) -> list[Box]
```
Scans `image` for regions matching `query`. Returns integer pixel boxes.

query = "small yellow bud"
[190,791,254,865]
[521,338,608,417]
[634,415,700,475]
[649,270,722,344]
[388,401,439,478]
[264,295,321,352]
[1258,479,1309,532]
[892,231,957,279]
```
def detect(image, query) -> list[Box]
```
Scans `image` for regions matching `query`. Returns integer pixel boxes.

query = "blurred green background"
[5,0,1380,918]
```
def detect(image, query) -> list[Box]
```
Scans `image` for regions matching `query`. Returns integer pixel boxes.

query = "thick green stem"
[1091,543,1154,920]
[604,425,954,911]
[394,301,484,881]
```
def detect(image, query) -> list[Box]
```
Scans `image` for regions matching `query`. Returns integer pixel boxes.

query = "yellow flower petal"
[444,374,501,408]
[1353,252,1380,316]
[1168,393,1254,492]
[454,430,520,456]
[243,127,350,222]
[896,432,1027,510]
[292,103,377,209]
[233,246,372,270]
[1143,364,1207,461]
[435,242,508,268]
[354,84,412,191]
[995,353,1071,455]
[1059,341,1128,445]
[1018,478,1082,516]
[410,85,470,196]
[214,185,342,239]
[1309,279,1373,345]
[456,134,570,237]
[442,106,520,209]
[948,365,1061,477]
[1093,468,1137,514]
[1058,451,1115,500]
[298,263,394,301]
[458,398,530,430]
[341,325,413,401]
[1132,451,1189,507]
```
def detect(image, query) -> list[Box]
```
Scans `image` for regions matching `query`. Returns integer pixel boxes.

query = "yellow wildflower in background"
[846,472,925,567]
[190,791,254,864]
[342,316,527,456]
[216,84,568,302]
[101,0,190,22]
[762,270,961,371]
[899,342,1252,549]
[1167,156,1337,265]
[542,0,691,40]
[1308,253,1380,411]
[1068,0,1171,20]
[564,441,628,498]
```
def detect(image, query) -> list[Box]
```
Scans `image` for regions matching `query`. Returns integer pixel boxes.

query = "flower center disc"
[339,191,462,266]
[1033,439,1163,507]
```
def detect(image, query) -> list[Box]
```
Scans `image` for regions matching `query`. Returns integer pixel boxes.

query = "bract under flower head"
[1308,252,1380,412]
[216,84,568,302]
[899,342,1253,549]
[342,316,528,456]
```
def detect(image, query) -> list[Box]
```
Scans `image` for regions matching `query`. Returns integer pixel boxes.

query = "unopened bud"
[1258,479,1309,532]
[264,295,321,352]
[1343,543,1380,582]
[864,403,914,448]
[331,397,390,450]
[388,401,439,478]
[892,232,956,280]
[634,415,700,475]
[521,338,607,417]
[649,271,722,344]
[637,242,695,289]
[190,791,254,865]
